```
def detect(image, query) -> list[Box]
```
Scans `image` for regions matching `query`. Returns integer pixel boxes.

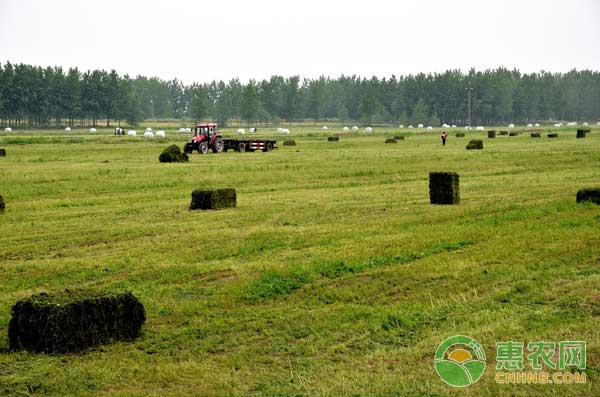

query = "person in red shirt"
[441,131,448,146]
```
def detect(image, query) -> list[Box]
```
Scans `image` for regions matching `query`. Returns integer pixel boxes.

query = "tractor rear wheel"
[198,142,209,154]
[237,142,246,152]
[212,137,224,153]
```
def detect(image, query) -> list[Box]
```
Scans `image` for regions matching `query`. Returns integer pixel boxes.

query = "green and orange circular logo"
[434,335,486,387]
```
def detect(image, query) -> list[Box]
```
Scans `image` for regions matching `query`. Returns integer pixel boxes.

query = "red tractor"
[183,123,224,154]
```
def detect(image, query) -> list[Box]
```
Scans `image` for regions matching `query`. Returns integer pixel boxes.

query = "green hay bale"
[509,132,518,136]
[8,290,145,353]
[577,129,589,138]
[327,136,339,141]
[466,140,483,150]
[159,144,188,163]
[429,172,460,205]
[394,136,405,140]
[190,188,237,210]
[455,133,465,137]
[548,133,559,138]
[283,140,296,146]
[385,138,397,144]
[0,148,5,157]
[487,131,496,138]
[499,131,508,136]
[0,195,4,213]
[530,133,541,138]
[576,188,600,205]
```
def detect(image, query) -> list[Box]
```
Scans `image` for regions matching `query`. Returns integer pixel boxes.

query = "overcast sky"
[0,0,599,84]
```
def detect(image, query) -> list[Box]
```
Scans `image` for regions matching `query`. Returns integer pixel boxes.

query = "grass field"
[0,124,599,396]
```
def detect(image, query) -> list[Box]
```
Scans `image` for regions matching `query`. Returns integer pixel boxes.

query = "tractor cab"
[194,123,218,140]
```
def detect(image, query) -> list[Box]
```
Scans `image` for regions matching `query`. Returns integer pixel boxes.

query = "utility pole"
[467,81,472,131]
[466,81,472,130]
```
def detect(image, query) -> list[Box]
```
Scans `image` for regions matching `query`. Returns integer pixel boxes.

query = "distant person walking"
[441,131,448,146]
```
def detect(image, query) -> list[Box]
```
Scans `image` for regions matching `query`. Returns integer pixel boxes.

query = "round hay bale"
[155,130,166,138]
[466,140,483,150]
[4,127,12,132]
[89,128,97,133]
[64,127,71,132]
[385,138,397,144]
[0,148,6,157]
[343,127,349,132]
[144,131,154,139]
[429,172,460,205]
[364,127,373,133]
[352,126,359,132]
[576,188,600,205]
[283,140,296,146]
[145,127,153,132]
[127,130,137,137]
[328,136,339,141]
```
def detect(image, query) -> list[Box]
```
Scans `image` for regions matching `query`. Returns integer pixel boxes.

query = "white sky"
[0,0,599,84]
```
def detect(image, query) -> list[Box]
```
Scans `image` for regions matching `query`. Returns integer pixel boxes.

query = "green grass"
[0,125,599,396]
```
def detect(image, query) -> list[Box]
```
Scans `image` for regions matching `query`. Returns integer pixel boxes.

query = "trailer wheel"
[212,137,224,153]
[237,142,246,152]
[198,142,209,154]
[263,142,273,152]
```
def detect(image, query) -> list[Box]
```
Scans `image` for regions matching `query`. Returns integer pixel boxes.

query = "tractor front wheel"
[198,142,209,154]
[183,143,193,154]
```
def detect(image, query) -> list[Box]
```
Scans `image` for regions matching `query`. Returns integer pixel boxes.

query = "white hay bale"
[178,127,186,133]
[553,123,561,128]
[408,125,413,129]
[417,123,424,128]
[508,123,515,128]
[283,128,290,135]
[442,123,449,128]
[582,122,588,126]
[64,127,71,132]
[527,123,533,128]
[322,126,328,130]
[127,130,137,136]
[451,125,457,128]
[155,130,166,138]
[426,126,433,130]
[237,128,245,135]
[4,127,12,132]
[89,127,97,133]
[343,126,349,132]
[567,121,577,126]
[145,127,153,132]
[364,127,373,133]
[250,127,256,133]
[534,123,540,127]
[352,126,359,132]
[399,124,404,128]
[185,127,191,133]
[277,127,284,133]
[476,126,484,131]
[144,131,154,139]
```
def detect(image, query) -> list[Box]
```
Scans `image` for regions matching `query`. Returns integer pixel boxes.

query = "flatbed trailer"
[222,139,277,152]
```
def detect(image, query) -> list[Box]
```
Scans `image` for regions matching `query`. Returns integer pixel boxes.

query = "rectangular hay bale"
[487,131,496,138]
[548,133,558,138]
[576,188,600,205]
[327,136,339,141]
[190,188,237,210]
[8,290,145,353]
[385,138,397,144]
[0,194,4,212]
[576,129,589,138]
[530,133,541,138]
[0,148,6,157]
[429,172,460,205]
[466,140,483,150]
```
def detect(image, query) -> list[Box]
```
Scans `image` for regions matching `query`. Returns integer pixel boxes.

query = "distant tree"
[411,98,429,125]
[241,80,259,125]
[190,85,208,122]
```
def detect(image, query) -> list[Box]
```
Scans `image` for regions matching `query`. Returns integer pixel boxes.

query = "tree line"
[1,61,599,128]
